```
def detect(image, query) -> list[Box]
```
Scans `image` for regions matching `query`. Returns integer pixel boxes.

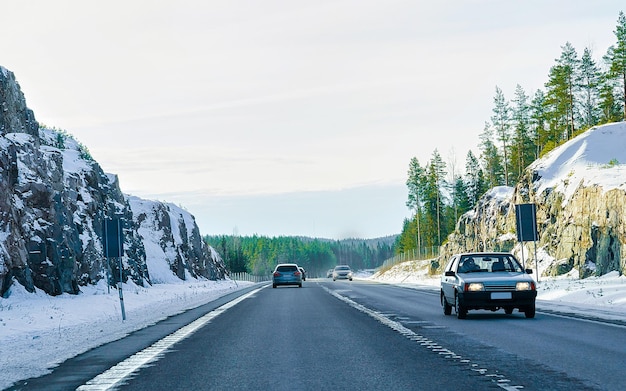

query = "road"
[7,280,625,390]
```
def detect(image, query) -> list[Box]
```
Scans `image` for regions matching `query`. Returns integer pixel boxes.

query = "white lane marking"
[323,286,526,390]
[77,287,264,391]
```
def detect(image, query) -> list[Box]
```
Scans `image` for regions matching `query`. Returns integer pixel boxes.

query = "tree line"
[396,11,626,255]
[204,235,396,277]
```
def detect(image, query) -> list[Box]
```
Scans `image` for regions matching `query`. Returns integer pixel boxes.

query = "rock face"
[440,123,626,278]
[0,66,225,297]
[128,196,226,283]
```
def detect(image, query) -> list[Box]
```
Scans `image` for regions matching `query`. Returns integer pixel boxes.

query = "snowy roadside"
[2,266,626,389]
[0,279,255,390]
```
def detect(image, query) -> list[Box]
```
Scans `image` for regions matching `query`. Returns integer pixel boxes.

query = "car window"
[277,265,298,272]
[444,256,457,272]
[455,255,525,273]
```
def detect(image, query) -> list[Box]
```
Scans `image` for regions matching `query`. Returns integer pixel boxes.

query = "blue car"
[272,263,303,288]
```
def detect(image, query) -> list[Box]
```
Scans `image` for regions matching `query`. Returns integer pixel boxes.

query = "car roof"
[275,263,299,267]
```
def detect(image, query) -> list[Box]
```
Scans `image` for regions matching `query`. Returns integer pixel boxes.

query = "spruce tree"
[577,47,602,128]
[607,11,626,120]
[529,89,548,158]
[491,86,511,186]
[405,157,425,252]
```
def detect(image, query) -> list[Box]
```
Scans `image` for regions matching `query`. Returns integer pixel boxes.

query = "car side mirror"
[525,269,533,274]
[445,271,456,277]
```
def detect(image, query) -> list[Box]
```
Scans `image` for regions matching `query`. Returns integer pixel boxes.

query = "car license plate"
[491,292,512,300]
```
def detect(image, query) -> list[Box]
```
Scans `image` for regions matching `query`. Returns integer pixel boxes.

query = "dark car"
[332,265,353,281]
[272,263,303,288]
[298,267,307,281]
[440,252,537,319]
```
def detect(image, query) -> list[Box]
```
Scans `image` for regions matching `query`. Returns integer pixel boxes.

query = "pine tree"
[452,175,471,216]
[464,150,485,207]
[529,89,548,158]
[545,42,579,141]
[491,86,511,186]
[405,157,425,252]
[509,84,535,182]
[479,122,505,188]
[423,150,447,247]
[606,11,626,120]
[577,47,602,128]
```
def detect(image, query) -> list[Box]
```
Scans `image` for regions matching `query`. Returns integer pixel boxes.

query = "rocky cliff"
[0,66,225,297]
[440,122,626,278]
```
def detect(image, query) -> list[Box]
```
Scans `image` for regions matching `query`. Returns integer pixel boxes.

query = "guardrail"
[228,272,270,283]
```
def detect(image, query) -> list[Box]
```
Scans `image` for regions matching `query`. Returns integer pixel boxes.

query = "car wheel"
[272,284,276,288]
[333,278,336,281]
[299,283,302,288]
[455,294,467,319]
[504,307,514,315]
[442,293,452,315]
[349,278,352,281]
[524,304,536,318]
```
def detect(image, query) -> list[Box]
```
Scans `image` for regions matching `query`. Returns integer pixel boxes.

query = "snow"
[0,278,255,389]
[2,121,626,388]
[1,266,626,389]
[530,122,626,203]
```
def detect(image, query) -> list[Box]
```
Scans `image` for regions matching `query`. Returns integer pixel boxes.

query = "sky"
[1,1,625,239]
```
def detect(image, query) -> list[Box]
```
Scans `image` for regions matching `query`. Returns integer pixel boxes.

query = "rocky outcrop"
[440,123,626,278]
[128,196,226,282]
[0,66,225,297]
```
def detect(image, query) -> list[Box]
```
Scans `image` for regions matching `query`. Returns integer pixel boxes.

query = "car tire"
[504,307,514,315]
[349,278,352,281]
[455,294,467,319]
[272,284,276,288]
[524,304,536,318]
[442,293,452,315]
[333,278,336,281]
[299,283,302,288]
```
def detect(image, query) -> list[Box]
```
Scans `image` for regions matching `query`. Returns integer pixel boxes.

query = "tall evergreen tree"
[545,42,579,142]
[510,84,535,182]
[577,47,602,128]
[423,150,447,247]
[405,157,425,252]
[606,11,626,120]
[491,86,511,186]
[529,89,548,158]
[479,122,505,188]
[464,150,486,207]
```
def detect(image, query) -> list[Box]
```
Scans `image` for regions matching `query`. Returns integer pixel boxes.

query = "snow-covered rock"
[0,66,225,297]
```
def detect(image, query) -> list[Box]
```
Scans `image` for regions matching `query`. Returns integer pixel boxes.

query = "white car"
[332,265,353,281]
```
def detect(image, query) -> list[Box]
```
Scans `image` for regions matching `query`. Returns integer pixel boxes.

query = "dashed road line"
[76,287,264,391]
[323,286,526,390]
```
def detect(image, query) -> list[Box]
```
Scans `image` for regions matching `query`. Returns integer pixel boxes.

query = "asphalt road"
[7,279,625,391]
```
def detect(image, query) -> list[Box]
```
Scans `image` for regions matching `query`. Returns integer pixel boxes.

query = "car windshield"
[457,255,524,273]
[335,266,350,271]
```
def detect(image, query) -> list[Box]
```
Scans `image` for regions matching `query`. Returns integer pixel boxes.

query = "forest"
[204,235,395,278]
[205,12,626,277]
[395,11,626,257]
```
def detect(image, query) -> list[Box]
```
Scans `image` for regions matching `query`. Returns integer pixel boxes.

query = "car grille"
[484,282,516,291]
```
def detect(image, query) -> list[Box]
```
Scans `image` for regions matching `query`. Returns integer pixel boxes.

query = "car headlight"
[516,281,534,291]
[465,282,484,292]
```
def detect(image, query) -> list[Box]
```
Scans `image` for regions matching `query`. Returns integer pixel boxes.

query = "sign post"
[515,203,540,281]
[104,218,126,320]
